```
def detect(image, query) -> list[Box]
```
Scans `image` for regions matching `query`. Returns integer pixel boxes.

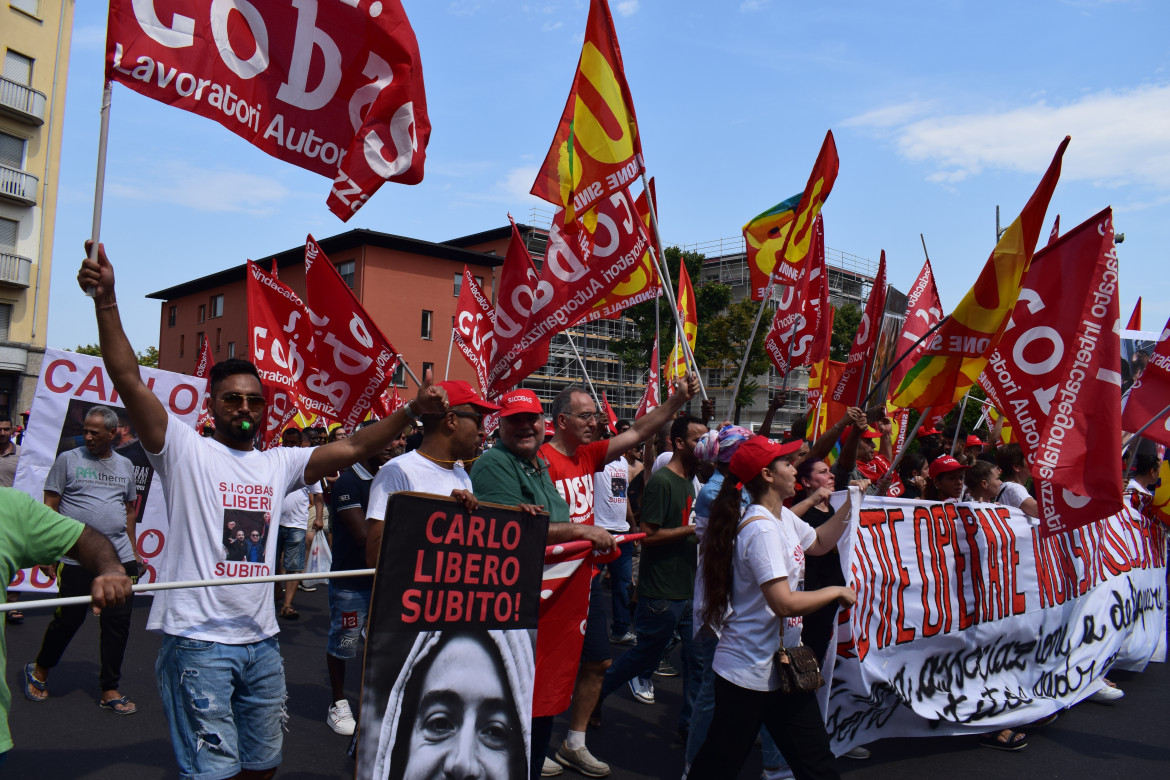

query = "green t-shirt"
[639,467,697,600]
[0,489,84,752]
[470,445,570,525]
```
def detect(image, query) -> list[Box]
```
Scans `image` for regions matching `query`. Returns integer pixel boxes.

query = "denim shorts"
[581,572,612,663]
[277,526,306,572]
[327,584,371,659]
[156,634,286,780]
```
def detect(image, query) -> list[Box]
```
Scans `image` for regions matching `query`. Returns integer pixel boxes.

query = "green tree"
[611,246,732,377]
[74,343,102,357]
[704,298,773,415]
[72,344,160,368]
[830,303,862,362]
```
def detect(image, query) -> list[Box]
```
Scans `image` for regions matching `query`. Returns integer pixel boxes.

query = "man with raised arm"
[78,242,446,780]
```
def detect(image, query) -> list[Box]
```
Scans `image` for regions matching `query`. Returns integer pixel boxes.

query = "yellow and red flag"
[665,258,697,384]
[581,180,661,323]
[1146,459,1170,528]
[743,130,839,298]
[531,0,643,224]
[892,137,1069,409]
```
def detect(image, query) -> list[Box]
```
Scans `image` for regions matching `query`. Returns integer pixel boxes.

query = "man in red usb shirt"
[539,371,700,777]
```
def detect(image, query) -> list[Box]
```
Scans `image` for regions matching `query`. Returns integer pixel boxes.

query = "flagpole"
[1122,401,1170,478]
[444,317,455,380]
[860,316,950,409]
[565,331,605,413]
[729,283,775,420]
[880,406,933,484]
[84,81,113,297]
[639,172,708,401]
[950,391,972,455]
[400,358,422,387]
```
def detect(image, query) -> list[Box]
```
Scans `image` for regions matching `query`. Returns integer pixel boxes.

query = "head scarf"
[715,425,752,463]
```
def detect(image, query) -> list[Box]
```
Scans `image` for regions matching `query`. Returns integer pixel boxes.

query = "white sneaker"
[629,676,655,704]
[555,742,611,777]
[327,699,356,735]
[541,756,564,776]
[1088,680,1125,702]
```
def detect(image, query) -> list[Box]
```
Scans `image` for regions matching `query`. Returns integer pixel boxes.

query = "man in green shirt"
[598,414,707,740]
[1,488,133,762]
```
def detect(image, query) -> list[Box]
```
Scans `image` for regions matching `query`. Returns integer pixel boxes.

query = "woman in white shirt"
[688,436,854,780]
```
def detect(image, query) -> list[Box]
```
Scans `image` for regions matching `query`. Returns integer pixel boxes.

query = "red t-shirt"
[539,439,610,525]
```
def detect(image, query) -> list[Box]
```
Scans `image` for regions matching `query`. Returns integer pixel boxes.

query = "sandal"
[98,696,137,715]
[980,729,1028,751]
[23,663,47,702]
[6,610,23,624]
[279,606,300,620]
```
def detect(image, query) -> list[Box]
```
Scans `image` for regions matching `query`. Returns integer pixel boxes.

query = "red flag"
[193,336,214,432]
[486,221,552,396]
[377,385,405,419]
[105,1,429,222]
[601,392,619,435]
[578,180,661,323]
[1047,215,1061,247]
[635,343,660,418]
[453,267,495,393]
[889,258,945,394]
[745,130,840,296]
[1122,315,1170,447]
[764,215,827,378]
[1126,297,1143,330]
[303,236,399,428]
[833,251,888,406]
[978,207,1124,536]
[530,0,643,223]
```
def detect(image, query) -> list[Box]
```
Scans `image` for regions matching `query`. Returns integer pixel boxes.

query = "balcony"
[0,76,46,125]
[0,251,32,287]
[0,164,38,206]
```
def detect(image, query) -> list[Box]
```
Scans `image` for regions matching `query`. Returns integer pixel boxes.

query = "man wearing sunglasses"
[365,380,499,569]
[78,242,448,780]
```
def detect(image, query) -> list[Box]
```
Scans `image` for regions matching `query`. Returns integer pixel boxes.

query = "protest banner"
[357,494,548,780]
[10,349,206,592]
[823,494,1166,755]
[105,0,430,220]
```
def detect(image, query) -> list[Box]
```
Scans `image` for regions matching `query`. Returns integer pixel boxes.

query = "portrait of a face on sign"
[356,493,547,780]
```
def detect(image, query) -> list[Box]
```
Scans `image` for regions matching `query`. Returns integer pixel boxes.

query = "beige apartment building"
[0,0,72,420]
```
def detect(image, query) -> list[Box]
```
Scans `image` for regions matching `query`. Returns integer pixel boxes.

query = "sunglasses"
[568,411,600,422]
[449,410,485,426]
[220,392,267,410]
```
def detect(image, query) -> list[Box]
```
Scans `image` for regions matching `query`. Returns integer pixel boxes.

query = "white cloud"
[107,162,293,215]
[542,20,565,32]
[740,0,771,11]
[846,84,1170,192]
[616,1,640,16]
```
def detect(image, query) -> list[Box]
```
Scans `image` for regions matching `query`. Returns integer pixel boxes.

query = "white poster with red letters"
[822,494,1166,755]
[9,349,206,592]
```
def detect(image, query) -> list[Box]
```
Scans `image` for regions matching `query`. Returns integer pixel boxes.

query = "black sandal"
[980,729,1028,751]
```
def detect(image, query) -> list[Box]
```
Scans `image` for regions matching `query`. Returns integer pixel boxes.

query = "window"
[0,217,16,249]
[215,328,221,352]
[197,304,206,323]
[227,341,236,358]
[423,362,434,379]
[452,273,486,297]
[0,132,25,169]
[421,310,433,340]
[196,332,204,353]
[9,1,40,17]
[392,361,406,387]
[210,294,224,318]
[3,51,33,86]
[335,260,355,288]
[179,334,185,358]
[0,303,10,340]
[167,305,177,328]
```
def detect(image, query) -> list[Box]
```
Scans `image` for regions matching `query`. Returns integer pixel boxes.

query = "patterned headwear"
[694,425,753,464]
[694,430,720,463]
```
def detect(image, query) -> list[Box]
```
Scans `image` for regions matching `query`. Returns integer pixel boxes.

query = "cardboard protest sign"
[10,349,206,592]
[823,493,1166,755]
[357,494,548,780]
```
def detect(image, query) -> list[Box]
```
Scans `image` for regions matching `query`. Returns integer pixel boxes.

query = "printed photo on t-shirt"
[55,398,153,525]
[610,476,628,500]
[223,509,271,563]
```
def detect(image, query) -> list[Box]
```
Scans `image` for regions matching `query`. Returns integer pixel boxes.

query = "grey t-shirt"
[44,447,137,564]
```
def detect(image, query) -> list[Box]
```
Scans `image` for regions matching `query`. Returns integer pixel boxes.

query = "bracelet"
[96,302,118,311]
[403,399,422,424]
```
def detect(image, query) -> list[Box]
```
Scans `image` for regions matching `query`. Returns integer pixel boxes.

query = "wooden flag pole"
[639,172,708,401]
[84,81,113,297]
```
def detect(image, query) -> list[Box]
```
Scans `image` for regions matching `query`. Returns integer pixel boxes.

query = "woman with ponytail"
[689,437,854,780]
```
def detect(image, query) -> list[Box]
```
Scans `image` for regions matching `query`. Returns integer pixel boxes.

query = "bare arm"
[606,372,699,461]
[789,486,833,519]
[760,576,855,618]
[43,492,60,512]
[547,522,615,553]
[335,506,368,550]
[365,520,384,569]
[805,494,852,557]
[639,520,696,547]
[810,407,863,462]
[1018,496,1039,518]
[126,502,142,563]
[78,242,168,454]
[66,526,134,608]
[758,393,786,438]
[311,493,324,530]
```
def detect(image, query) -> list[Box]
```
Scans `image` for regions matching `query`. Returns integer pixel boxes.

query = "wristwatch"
[404,399,422,424]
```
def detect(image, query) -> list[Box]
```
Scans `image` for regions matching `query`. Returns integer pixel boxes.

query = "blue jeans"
[600,596,701,729]
[326,585,371,659]
[156,634,286,780]
[277,526,306,572]
[605,541,634,636]
[686,629,786,771]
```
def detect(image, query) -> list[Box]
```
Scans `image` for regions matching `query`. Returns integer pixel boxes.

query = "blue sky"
[48,0,1169,355]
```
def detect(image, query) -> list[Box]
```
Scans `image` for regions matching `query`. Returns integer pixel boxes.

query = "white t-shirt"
[712,504,817,692]
[145,414,313,644]
[593,459,630,532]
[366,450,472,522]
[996,480,1031,508]
[280,479,323,530]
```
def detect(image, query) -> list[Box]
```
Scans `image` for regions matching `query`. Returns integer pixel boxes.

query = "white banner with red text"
[10,349,206,592]
[822,495,1166,754]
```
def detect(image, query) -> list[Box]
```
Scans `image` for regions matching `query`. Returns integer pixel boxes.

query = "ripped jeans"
[156,634,286,780]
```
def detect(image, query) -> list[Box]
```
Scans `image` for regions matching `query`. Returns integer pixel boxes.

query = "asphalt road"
[5,590,1168,779]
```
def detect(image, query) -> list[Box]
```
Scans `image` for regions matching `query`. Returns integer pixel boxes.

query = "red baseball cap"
[498,389,544,417]
[929,455,969,480]
[729,436,804,484]
[965,434,986,447]
[920,425,940,436]
[437,380,500,413]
